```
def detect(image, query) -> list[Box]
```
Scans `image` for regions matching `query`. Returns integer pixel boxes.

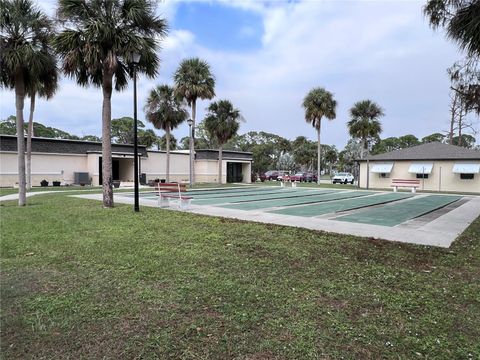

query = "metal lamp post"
[187,118,193,186]
[130,52,141,212]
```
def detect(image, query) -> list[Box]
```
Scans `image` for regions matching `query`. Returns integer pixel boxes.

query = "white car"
[332,172,354,184]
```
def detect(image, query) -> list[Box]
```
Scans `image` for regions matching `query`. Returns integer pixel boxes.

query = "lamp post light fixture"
[130,51,141,212]
[187,118,194,186]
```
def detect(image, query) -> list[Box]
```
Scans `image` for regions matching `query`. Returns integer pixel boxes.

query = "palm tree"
[348,100,384,159]
[203,100,243,184]
[174,58,215,184]
[0,0,54,206]
[26,56,58,190]
[302,87,337,184]
[424,0,480,57]
[54,0,167,207]
[144,85,188,182]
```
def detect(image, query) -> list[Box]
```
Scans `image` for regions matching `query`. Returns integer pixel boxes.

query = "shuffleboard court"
[219,190,375,210]
[192,188,324,206]
[268,192,413,217]
[335,195,461,227]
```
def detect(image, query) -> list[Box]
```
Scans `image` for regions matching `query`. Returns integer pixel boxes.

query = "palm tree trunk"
[166,128,170,182]
[360,139,365,159]
[458,109,463,146]
[317,121,321,185]
[26,91,35,190]
[102,72,114,208]
[218,144,223,184]
[14,71,27,206]
[190,100,196,184]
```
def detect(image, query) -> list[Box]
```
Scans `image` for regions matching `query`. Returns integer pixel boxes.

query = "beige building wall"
[0,151,88,187]
[1,150,253,186]
[359,160,480,193]
[141,151,190,183]
[86,153,100,186]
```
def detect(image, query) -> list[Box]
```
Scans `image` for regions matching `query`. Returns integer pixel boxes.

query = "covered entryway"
[227,162,243,183]
[98,157,135,185]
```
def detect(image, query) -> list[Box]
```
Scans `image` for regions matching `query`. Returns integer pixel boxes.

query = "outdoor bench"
[157,182,192,210]
[390,179,420,193]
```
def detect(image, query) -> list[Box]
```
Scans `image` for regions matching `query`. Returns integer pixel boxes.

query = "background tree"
[138,129,158,149]
[157,134,177,151]
[26,54,58,189]
[55,0,167,207]
[302,87,337,183]
[451,134,476,148]
[324,146,338,174]
[348,100,384,159]
[291,136,317,171]
[82,135,101,142]
[174,58,215,184]
[0,0,54,205]
[203,100,243,184]
[422,133,446,143]
[112,117,147,144]
[397,134,420,148]
[144,84,188,182]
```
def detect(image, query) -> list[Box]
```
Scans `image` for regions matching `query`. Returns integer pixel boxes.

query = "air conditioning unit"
[74,172,90,185]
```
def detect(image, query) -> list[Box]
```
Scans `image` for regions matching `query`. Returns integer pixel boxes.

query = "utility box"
[74,172,90,185]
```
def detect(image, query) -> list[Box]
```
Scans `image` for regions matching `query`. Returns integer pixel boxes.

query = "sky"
[1,0,477,148]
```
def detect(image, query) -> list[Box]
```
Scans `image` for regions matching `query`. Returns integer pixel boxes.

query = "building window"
[416,173,429,179]
[379,173,390,178]
[460,173,474,180]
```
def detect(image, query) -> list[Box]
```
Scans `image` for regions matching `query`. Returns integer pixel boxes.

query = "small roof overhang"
[408,163,433,174]
[370,163,394,173]
[452,163,480,174]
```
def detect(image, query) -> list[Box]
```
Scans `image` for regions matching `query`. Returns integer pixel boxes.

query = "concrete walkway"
[72,192,480,248]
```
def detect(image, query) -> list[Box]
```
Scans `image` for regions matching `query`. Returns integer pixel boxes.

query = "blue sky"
[1,0,477,147]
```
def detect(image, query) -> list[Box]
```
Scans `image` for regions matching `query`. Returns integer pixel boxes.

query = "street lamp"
[187,118,193,186]
[130,51,141,212]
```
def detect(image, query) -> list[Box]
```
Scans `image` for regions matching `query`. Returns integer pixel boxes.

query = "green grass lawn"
[1,194,479,359]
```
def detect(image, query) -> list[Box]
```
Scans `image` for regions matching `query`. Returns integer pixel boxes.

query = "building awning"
[408,163,433,174]
[370,163,394,173]
[452,163,480,174]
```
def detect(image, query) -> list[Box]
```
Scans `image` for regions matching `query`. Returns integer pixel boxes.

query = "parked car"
[305,172,318,183]
[258,172,266,182]
[264,170,279,181]
[332,172,355,184]
[290,172,307,182]
[276,171,290,181]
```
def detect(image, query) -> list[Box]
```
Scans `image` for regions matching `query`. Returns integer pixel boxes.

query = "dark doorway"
[99,158,120,185]
[227,162,243,183]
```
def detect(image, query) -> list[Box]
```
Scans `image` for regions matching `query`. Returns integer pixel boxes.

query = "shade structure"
[408,163,433,174]
[370,163,394,173]
[452,163,480,174]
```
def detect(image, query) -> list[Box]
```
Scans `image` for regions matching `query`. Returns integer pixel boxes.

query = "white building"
[358,142,480,193]
[0,135,252,187]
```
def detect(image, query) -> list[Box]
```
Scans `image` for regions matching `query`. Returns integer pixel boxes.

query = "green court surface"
[335,195,461,227]
[133,186,282,200]
[192,189,322,206]
[268,192,413,217]
[219,190,375,210]
[182,187,287,199]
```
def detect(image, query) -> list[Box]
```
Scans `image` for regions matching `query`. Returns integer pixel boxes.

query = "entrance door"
[98,158,120,185]
[226,162,243,183]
